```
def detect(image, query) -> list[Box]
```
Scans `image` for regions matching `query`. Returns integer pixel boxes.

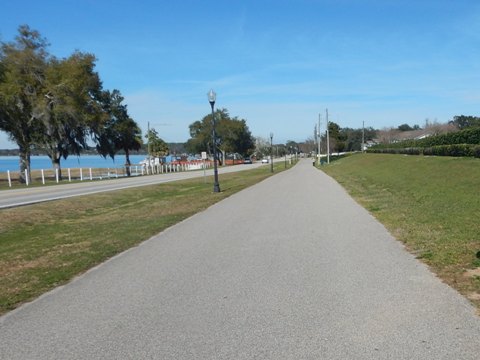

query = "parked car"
[243,157,252,164]
[261,158,269,163]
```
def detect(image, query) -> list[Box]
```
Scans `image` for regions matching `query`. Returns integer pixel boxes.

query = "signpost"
[201,151,207,183]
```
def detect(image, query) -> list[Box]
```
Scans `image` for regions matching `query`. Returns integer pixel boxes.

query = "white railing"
[0,161,213,188]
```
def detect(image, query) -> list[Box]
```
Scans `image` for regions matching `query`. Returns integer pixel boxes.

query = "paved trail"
[1,160,479,359]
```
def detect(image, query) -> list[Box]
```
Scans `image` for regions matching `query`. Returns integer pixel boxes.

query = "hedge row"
[367,144,480,158]
[421,127,480,147]
[371,127,480,150]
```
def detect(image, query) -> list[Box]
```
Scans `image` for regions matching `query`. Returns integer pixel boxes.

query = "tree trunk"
[18,146,31,184]
[125,150,131,177]
[52,158,62,180]
[49,150,62,180]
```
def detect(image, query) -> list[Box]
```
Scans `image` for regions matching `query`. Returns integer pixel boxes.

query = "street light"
[208,89,220,193]
[270,132,274,173]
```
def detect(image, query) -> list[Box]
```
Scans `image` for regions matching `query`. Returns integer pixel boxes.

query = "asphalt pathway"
[1,159,479,359]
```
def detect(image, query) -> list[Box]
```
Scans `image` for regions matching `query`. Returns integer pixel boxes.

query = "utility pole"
[362,120,365,153]
[326,109,330,164]
[147,121,151,170]
[270,132,274,173]
[318,113,321,166]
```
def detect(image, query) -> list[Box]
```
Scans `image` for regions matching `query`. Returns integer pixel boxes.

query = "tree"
[254,136,271,159]
[185,117,213,155]
[377,127,400,144]
[185,108,254,159]
[145,128,168,157]
[397,123,414,132]
[0,25,50,183]
[450,115,480,129]
[340,127,377,151]
[338,128,358,152]
[425,120,456,136]
[217,116,254,156]
[96,90,142,176]
[302,137,316,154]
[285,140,299,154]
[327,121,346,153]
[275,144,288,157]
[34,51,106,178]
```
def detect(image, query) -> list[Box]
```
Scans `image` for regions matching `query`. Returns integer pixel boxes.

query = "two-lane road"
[0,162,264,209]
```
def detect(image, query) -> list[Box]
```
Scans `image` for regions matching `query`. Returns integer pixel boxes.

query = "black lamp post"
[208,89,220,193]
[270,132,274,173]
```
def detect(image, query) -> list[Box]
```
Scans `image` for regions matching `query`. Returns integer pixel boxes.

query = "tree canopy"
[317,122,376,153]
[146,128,168,157]
[0,25,49,182]
[96,89,142,176]
[450,115,480,129]
[397,123,421,131]
[185,108,254,157]
[36,51,106,177]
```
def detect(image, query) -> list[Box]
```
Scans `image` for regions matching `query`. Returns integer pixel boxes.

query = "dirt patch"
[468,293,480,301]
[0,257,50,277]
[464,268,480,278]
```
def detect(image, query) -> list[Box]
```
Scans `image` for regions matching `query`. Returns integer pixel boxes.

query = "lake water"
[0,155,147,172]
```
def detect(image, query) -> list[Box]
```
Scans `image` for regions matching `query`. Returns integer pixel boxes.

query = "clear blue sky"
[1,0,479,148]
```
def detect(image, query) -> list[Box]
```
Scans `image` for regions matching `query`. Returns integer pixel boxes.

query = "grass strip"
[0,162,291,315]
[321,153,480,310]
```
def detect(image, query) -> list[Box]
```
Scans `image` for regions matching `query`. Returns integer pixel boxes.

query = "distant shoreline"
[0,150,148,156]
[0,154,148,172]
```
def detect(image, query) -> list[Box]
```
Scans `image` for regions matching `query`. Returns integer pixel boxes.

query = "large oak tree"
[186,108,254,161]
[0,25,49,182]
[36,51,106,178]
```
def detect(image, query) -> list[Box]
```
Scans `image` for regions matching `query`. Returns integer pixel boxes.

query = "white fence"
[1,161,212,188]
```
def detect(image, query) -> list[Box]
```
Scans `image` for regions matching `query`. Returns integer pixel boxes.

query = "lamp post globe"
[208,89,220,193]
[208,89,216,105]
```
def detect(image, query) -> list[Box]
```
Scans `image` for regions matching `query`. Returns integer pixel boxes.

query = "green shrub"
[404,147,422,155]
[474,145,480,158]
[367,147,422,155]
[419,144,477,157]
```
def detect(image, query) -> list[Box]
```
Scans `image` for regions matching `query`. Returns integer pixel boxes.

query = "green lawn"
[321,153,480,309]
[0,162,292,315]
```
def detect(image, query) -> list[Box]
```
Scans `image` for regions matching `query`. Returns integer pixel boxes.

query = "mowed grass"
[321,153,480,309]
[0,163,290,315]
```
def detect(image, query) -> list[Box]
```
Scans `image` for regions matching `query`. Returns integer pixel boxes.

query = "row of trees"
[0,26,142,181]
[304,121,376,155]
[185,114,479,160]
